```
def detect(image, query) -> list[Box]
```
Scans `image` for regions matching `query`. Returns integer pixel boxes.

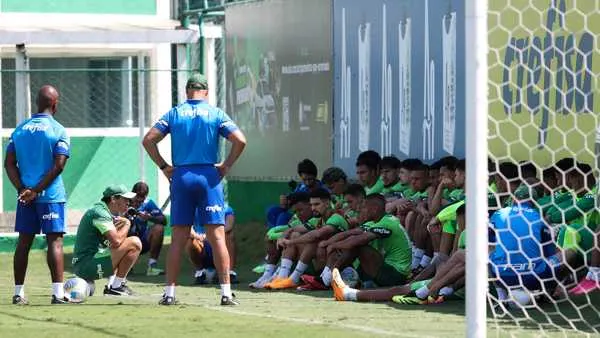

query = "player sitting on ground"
[417,159,466,272]
[330,203,468,304]
[321,166,349,209]
[187,204,238,284]
[488,180,559,310]
[380,156,408,202]
[266,189,349,290]
[249,192,315,289]
[266,158,324,230]
[128,181,166,276]
[355,150,384,195]
[72,185,142,296]
[320,194,412,289]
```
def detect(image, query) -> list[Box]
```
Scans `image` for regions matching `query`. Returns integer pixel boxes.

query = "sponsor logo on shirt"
[206,205,223,213]
[23,123,49,133]
[41,212,60,220]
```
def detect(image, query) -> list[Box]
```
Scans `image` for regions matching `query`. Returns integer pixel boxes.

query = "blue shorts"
[171,165,225,226]
[15,202,66,234]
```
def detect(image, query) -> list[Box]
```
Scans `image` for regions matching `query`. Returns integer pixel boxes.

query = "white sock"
[412,248,424,269]
[439,286,454,297]
[111,277,124,289]
[420,255,432,268]
[221,283,232,298]
[107,275,115,288]
[344,287,358,301]
[14,285,24,297]
[52,282,64,299]
[587,267,600,282]
[262,264,276,278]
[321,266,333,286]
[165,285,175,298]
[415,286,430,300]
[290,261,309,284]
[496,287,508,301]
[278,258,293,278]
[194,269,205,278]
[148,258,158,266]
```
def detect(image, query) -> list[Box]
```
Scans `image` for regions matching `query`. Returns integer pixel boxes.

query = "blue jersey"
[6,113,70,203]
[293,180,327,193]
[154,99,238,166]
[489,203,555,276]
[131,199,163,234]
[193,204,234,234]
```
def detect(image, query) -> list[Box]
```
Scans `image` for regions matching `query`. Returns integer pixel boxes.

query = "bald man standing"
[4,85,71,304]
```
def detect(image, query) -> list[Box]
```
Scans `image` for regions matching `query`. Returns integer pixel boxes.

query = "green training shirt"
[73,202,115,263]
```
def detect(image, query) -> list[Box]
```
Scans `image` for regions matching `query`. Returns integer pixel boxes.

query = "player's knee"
[152,225,165,236]
[127,236,143,252]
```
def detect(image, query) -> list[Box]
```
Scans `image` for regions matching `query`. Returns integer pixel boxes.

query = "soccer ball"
[340,267,360,288]
[64,277,91,303]
[509,288,532,308]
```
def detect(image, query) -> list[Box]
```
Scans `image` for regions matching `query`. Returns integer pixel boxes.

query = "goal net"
[486,0,600,335]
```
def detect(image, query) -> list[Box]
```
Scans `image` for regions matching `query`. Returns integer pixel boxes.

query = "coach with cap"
[143,73,246,306]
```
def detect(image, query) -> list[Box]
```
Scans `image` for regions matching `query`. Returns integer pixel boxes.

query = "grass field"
[0,223,597,338]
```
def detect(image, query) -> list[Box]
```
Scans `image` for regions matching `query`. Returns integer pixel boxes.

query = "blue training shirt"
[6,113,70,203]
[489,203,555,276]
[153,99,238,166]
[131,199,164,234]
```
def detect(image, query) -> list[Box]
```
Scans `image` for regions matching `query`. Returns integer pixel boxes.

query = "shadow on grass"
[0,310,131,338]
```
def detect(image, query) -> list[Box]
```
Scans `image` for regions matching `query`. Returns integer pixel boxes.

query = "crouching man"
[72,185,142,296]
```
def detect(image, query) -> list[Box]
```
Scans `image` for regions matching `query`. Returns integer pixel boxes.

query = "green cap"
[322,167,347,183]
[186,73,208,90]
[103,184,137,199]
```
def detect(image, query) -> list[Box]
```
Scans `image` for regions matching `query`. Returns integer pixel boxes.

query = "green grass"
[0,223,597,337]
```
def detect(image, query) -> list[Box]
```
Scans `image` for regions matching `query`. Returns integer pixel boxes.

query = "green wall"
[3,137,158,212]
[228,180,289,224]
[0,0,156,15]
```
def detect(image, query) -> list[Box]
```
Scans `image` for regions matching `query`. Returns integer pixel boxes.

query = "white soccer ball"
[64,277,91,303]
[340,267,360,288]
[509,288,532,308]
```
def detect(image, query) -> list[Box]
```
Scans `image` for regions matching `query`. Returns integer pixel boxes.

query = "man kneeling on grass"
[72,185,142,296]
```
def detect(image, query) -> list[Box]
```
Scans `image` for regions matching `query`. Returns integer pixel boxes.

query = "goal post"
[465,0,489,337]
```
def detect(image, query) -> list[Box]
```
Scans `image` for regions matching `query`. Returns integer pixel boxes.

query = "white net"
[487,0,600,336]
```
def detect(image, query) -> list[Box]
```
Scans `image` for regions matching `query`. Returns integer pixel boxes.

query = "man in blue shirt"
[489,182,558,303]
[143,73,246,306]
[4,85,70,305]
[129,181,167,276]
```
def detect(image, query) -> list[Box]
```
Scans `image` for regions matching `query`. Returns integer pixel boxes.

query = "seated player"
[339,183,366,228]
[128,181,167,276]
[331,204,467,304]
[569,227,600,295]
[379,156,408,201]
[265,158,324,230]
[249,192,315,288]
[320,194,412,289]
[187,204,238,284]
[266,189,349,290]
[418,159,466,270]
[488,181,559,308]
[72,185,142,296]
[321,166,349,209]
[355,150,384,195]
